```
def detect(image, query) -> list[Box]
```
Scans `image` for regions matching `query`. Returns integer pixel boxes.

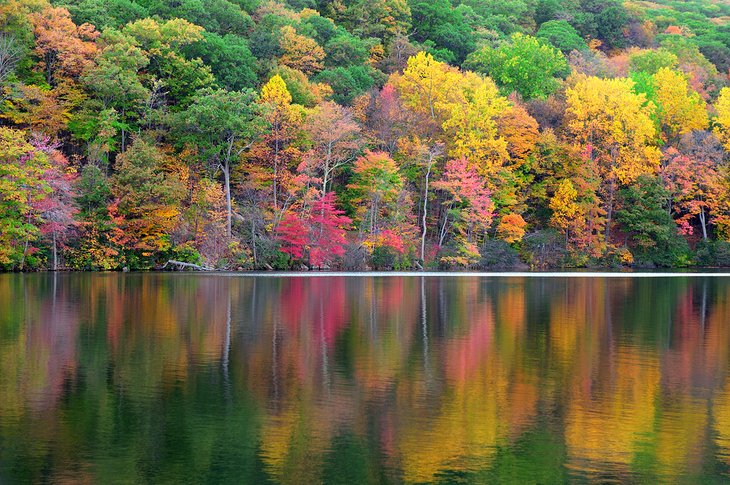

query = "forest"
[2,0,730,271]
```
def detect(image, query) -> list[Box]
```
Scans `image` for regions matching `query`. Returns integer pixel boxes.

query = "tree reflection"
[0,274,730,483]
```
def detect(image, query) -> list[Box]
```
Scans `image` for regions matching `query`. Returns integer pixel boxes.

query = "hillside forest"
[3,0,730,270]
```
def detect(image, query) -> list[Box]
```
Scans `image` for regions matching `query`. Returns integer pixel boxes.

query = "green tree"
[110,139,185,266]
[183,32,257,91]
[176,88,266,237]
[82,29,149,152]
[537,20,587,54]
[0,127,50,270]
[408,0,475,63]
[464,33,568,100]
[616,175,689,267]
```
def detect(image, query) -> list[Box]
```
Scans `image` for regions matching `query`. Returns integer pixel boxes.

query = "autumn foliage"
[1,0,730,270]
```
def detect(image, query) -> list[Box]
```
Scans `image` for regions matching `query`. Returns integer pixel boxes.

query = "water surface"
[1,273,730,483]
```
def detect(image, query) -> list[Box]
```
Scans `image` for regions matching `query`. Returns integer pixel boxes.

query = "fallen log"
[162,260,214,271]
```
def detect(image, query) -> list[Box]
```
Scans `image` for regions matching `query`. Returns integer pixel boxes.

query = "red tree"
[276,192,351,267]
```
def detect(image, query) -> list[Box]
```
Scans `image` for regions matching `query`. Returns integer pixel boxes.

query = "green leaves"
[464,33,568,100]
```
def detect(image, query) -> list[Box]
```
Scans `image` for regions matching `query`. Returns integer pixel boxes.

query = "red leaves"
[433,157,495,237]
[310,193,351,266]
[276,192,352,267]
[277,212,307,259]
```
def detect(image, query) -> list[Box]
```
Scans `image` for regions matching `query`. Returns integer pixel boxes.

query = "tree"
[2,83,77,137]
[279,25,325,75]
[0,33,23,83]
[32,138,77,271]
[497,102,540,164]
[549,179,580,241]
[30,6,98,85]
[347,150,403,234]
[629,48,678,75]
[314,66,376,105]
[0,128,51,270]
[616,175,689,267]
[433,157,494,266]
[651,68,707,144]
[183,32,257,91]
[408,0,475,63]
[66,163,120,270]
[441,72,510,178]
[496,213,527,243]
[391,51,461,129]
[566,75,661,241]
[276,192,352,267]
[662,147,723,241]
[361,83,414,155]
[393,53,510,178]
[110,139,185,261]
[537,20,587,54]
[82,29,149,152]
[176,88,265,237]
[299,101,362,196]
[257,75,303,213]
[399,138,444,262]
[713,87,730,151]
[123,18,213,104]
[309,193,352,267]
[188,178,229,266]
[464,33,569,100]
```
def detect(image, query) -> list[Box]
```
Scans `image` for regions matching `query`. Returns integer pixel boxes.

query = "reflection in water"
[0,274,730,483]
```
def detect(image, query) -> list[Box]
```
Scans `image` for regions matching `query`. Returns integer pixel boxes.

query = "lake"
[1,273,730,484]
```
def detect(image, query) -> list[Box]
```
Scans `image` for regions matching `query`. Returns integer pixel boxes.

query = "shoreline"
[6,270,730,277]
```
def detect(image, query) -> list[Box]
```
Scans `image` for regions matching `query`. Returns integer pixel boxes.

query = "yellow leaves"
[496,213,527,243]
[497,103,540,164]
[392,51,462,123]
[652,67,708,139]
[259,74,303,128]
[393,52,511,176]
[442,72,510,175]
[261,74,292,107]
[549,179,579,230]
[713,87,730,151]
[279,25,325,75]
[566,75,660,185]
[1,83,77,136]
[124,17,204,48]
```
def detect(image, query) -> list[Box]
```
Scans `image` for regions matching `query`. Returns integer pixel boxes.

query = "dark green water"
[1,273,730,484]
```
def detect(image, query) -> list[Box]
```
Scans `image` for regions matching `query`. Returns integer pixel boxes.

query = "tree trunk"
[605,179,615,243]
[52,231,58,271]
[121,109,127,152]
[251,218,257,268]
[421,162,432,263]
[699,206,708,241]
[273,129,279,212]
[223,160,232,238]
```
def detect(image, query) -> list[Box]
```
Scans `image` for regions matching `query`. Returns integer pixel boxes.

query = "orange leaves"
[279,25,325,75]
[30,6,98,85]
[497,213,527,244]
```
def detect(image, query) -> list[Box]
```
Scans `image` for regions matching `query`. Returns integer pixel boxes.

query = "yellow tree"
[393,53,511,206]
[566,75,660,241]
[390,51,461,129]
[713,87,730,151]
[258,75,303,213]
[279,26,325,75]
[652,67,707,144]
[704,91,730,240]
[441,71,510,177]
[549,179,579,241]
